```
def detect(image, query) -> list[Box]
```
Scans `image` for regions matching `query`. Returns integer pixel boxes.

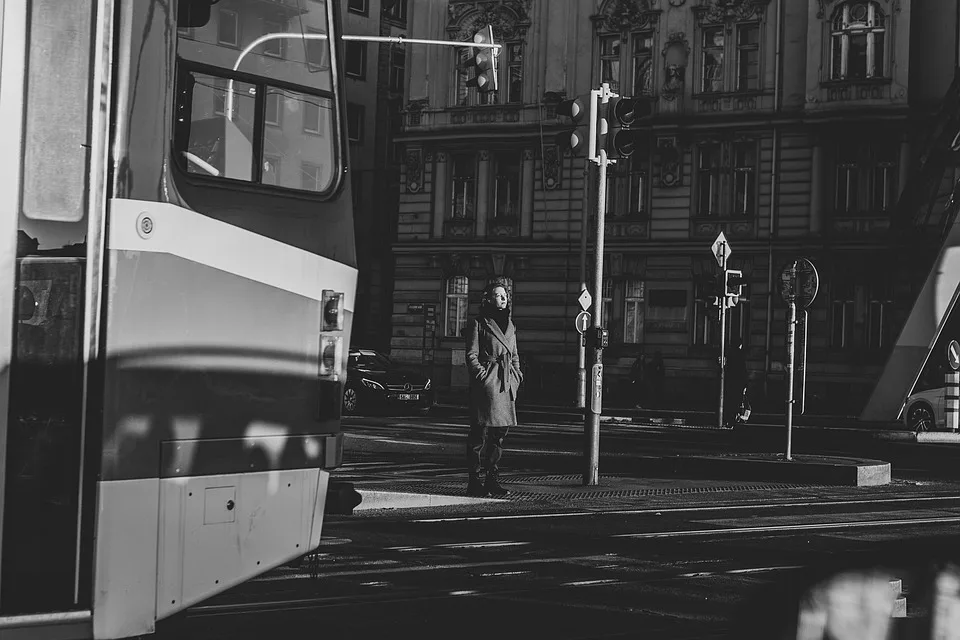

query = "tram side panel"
[93,2,354,638]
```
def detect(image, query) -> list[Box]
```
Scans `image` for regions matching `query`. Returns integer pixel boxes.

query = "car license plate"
[398,393,418,401]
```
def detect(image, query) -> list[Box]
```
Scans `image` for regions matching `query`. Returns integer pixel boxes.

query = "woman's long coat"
[465,315,522,427]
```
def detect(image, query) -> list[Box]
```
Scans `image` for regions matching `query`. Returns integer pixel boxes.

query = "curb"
[355,489,498,511]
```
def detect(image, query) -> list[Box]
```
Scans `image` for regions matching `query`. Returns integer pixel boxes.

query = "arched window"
[444,275,469,337]
[830,2,886,80]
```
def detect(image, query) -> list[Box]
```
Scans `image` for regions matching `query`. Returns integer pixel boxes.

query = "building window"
[390,48,406,93]
[303,96,324,134]
[732,142,757,217]
[301,162,322,192]
[632,32,654,95]
[264,91,282,127]
[727,299,750,348]
[345,41,366,79]
[263,21,284,58]
[694,281,718,346]
[306,28,330,70]
[606,152,649,217]
[347,103,364,142]
[383,0,408,23]
[697,143,722,216]
[598,31,655,96]
[263,154,281,187]
[213,77,227,115]
[493,152,521,219]
[450,154,476,219]
[445,276,469,338]
[218,9,239,47]
[347,0,367,16]
[831,281,890,349]
[452,46,504,106]
[696,140,758,218]
[831,2,886,81]
[602,279,614,330]
[698,21,761,94]
[624,280,645,344]
[506,43,523,103]
[701,26,724,93]
[599,35,621,91]
[833,141,898,215]
[736,24,760,91]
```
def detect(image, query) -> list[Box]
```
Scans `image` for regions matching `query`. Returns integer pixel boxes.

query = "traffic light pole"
[585,148,610,487]
[584,83,616,487]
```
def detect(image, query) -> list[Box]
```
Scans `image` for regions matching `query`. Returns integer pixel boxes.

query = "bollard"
[947,372,960,433]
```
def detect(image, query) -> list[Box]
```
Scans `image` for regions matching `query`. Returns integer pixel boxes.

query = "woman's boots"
[484,469,508,496]
[466,471,487,497]
[466,470,509,497]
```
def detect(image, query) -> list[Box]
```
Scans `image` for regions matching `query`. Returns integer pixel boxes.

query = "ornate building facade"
[387,0,960,413]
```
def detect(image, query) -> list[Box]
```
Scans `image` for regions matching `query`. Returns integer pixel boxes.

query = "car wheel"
[342,386,358,415]
[907,402,935,433]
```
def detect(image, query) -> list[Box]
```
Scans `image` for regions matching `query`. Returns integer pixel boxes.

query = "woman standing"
[464,282,523,497]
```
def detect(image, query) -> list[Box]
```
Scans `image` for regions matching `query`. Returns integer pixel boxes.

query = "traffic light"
[725,269,746,297]
[464,25,499,93]
[556,97,587,155]
[607,96,651,157]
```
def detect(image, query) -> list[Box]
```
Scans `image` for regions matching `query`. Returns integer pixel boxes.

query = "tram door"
[0,0,104,621]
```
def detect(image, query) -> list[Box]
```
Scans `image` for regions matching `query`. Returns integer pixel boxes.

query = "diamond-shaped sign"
[710,231,732,267]
[578,288,592,311]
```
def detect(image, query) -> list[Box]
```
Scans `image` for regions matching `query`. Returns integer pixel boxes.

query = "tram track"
[186,511,960,619]
[185,560,801,618]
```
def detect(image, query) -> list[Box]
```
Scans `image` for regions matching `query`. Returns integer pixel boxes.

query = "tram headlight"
[319,335,343,379]
[322,290,344,331]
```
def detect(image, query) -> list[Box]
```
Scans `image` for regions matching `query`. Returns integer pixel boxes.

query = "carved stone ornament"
[594,0,659,33]
[657,136,682,188]
[542,144,561,190]
[816,0,895,18]
[661,32,690,101]
[405,148,423,193]
[447,0,532,42]
[694,0,772,24]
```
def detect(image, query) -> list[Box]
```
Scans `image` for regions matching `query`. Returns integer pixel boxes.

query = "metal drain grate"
[368,479,821,502]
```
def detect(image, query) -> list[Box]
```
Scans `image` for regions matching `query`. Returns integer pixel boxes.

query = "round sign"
[778,258,819,309]
[948,340,960,371]
[575,310,592,334]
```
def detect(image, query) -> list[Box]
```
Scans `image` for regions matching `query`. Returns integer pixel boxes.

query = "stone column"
[432,152,447,239]
[521,149,535,237]
[476,150,490,238]
[809,141,823,235]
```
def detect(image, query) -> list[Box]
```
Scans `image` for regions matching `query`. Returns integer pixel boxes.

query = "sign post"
[946,339,960,432]
[711,232,732,428]
[778,258,819,460]
[576,285,592,409]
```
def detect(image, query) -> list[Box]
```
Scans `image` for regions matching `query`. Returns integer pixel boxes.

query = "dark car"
[342,348,434,415]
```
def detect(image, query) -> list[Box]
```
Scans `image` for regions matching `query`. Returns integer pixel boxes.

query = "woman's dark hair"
[479,281,511,313]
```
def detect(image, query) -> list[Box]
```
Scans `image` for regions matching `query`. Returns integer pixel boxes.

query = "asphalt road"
[156,413,960,640]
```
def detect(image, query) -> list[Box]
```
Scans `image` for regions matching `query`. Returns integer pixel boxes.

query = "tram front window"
[175,0,340,194]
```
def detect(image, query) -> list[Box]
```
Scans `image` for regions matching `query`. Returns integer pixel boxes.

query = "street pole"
[717,250,727,428]
[785,260,798,461]
[577,164,591,409]
[585,148,609,487]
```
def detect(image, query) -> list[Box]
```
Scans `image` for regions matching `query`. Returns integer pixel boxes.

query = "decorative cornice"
[693,0,773,24]
[447,0,532,41]
[593,0,660,33]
